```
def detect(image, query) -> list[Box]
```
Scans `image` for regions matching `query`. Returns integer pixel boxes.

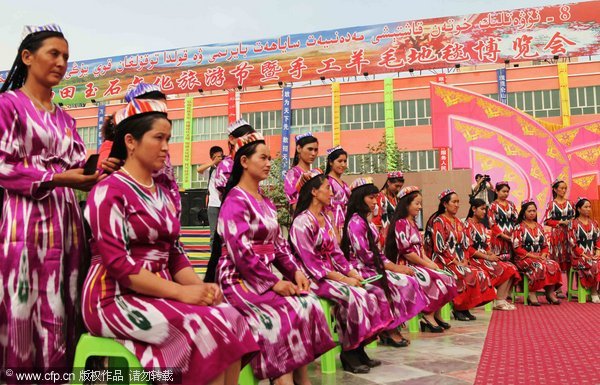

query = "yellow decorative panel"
[454,121,495,142]
[498,136,531,158]
[555,128,579,147]
[573,147,600,165]
[476,99,514,118]
[435,87,474,107]
[572,175,595,190]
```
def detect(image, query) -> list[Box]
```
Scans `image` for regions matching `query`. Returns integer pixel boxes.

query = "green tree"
[262,154,292,229]
[359,133,407,174]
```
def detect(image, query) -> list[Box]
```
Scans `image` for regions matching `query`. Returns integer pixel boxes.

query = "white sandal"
[493,299,516,310]
[591,295,600,304]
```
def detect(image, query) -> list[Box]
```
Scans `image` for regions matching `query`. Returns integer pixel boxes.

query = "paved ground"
[258,307,491,384]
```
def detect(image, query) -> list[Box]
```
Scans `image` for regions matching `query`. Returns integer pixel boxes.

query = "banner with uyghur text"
[1,1,598,105]
[496,68,507,104]
[281,87,292,177]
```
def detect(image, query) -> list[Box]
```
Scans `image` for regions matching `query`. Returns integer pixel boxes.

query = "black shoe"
[340,350,370,374]
[356,346,382,368]
[379,333,410,347]
[556,291,566,299]
[545,294,561,305]
[529,299,541,306]
[452,310,470,321]
[464,310,477,321]
[433,316,451,330]
[420,318,444,333]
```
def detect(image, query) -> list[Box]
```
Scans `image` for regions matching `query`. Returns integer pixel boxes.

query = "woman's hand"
[341,276,362,287]
[101,157,122,174]
[50,169,106,191]
[487,253,500,262]
[392,264,415,276]
[273,280,299,296]
[294,271,311,292]
[501,234,512,242]
[176,284,217,306]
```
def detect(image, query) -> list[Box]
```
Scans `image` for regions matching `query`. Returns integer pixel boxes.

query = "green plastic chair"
[512,275,530,305]
[238,364,259,385]
[318,298,341,374]
[568,268,590,303]
[72,333,148,385]
[407,314,422,333]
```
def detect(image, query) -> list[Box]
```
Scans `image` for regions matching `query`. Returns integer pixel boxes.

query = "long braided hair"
[341,184,394,310]
[203,139,265,282]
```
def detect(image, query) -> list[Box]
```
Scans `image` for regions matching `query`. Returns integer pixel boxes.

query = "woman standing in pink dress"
[83,99,259,385]
[284,132,318,208]
[0,24,105,376]
[325,146,350,241]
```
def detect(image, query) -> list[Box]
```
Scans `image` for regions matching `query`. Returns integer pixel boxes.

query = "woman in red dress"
[543,180,575,273]
[488,182,518,260]
[424,189,496,321]
[568,198,600,303]
[465,199,520,310]
[513,200,563,306]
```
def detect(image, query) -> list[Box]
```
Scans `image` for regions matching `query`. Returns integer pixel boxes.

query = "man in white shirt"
[197,146,224,251]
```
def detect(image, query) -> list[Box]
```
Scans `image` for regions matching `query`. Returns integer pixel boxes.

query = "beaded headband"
[114,99,168,125]
[296,168,324,192]
[326,146,343,155]
[398,186,420,200]
[233,132,265,154]
[575,196,588,205]
[521,198,536,206]
[295,132,313,142]
[552,179,565,187]
[495,181,509,189]
[438,188,456,201]
[350,177,375,191]
[125,83,163,102]
[227,118,252,135]
[387,171,404,180]
[21,23,62,41]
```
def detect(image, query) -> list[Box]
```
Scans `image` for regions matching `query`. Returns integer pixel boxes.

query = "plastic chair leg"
[238,364,259,385]
[484,302,492,312]
[441,303,451,322]
[318,298,337,374]
[407,315,420,333]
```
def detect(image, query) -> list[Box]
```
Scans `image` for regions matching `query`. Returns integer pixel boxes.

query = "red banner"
[3,1,598,105]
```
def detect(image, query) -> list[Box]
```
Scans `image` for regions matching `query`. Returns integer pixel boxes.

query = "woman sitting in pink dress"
[83,99,259,385]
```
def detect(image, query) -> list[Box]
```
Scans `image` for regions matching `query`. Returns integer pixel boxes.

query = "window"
[394,99,431,127]
[399,149,439,171]
[193,115,228,141]
[191,164,208,189]
[173,166,183,187]
[242,110,282,136]
[506,89,560,118]
[170,119,184,143]
[77,126,98,150]
[570,86,600,115]
[291,106,332,134]
[340,103,385,130]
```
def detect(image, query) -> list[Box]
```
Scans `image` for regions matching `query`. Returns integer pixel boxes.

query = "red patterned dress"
[513,222,563,291]
[372,192,397,247]
[425,215,496,311]
[465,218,521,287]
[543,200,575,271]
[568,218,600,289]
[488,200,518,260]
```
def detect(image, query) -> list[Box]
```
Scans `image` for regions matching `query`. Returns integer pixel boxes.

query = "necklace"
[21,87,56,114]
[121,166,155,189]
